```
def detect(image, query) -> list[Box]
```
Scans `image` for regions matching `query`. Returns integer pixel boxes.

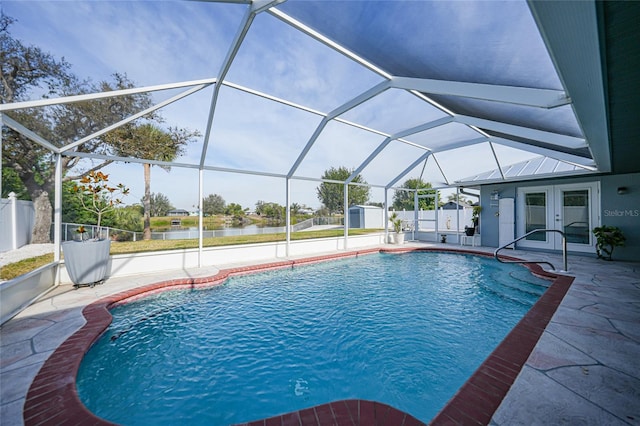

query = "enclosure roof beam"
[390,76,570,108]
[222,81,325,116]
[222,79,421,147]
[488,140,506,180]
[282,174,388,190]
[489,135,597,168]
[431,154,451,186]
[286,80,392,178]
[428,136,489,154]
[386,151,432,190]
[60,83,210,153]
[0,78,217,112]
[221,79,440,161]
[2,114,60,153]
[345,116,452,184]
[63,151,199,170]
[199,1,279,167]
[455,115,587,149]
[454,168,597,186]
[327,81,391,121]
[66,150,290,179]
[251,0,286,14]
[268,8,393,80]
[286,117,330,179]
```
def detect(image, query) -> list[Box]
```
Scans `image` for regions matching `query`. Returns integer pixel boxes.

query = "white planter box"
[62,239,111,285]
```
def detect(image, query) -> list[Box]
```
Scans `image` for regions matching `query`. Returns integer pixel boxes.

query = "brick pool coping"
[23,247,573,425]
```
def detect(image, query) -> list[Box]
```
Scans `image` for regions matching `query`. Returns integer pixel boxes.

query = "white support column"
[198,169,204,267]
[384,190,389,244]
[0,115,3,198]
[53,154,62,262]
[285,177,291,257]
[343,183,349,249]
[414,190,419,241]
[435,191,440,241]
[10,192,17,250]
[456,187,461,245]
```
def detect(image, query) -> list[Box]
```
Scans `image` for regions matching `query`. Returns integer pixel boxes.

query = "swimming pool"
[76,251,550,424]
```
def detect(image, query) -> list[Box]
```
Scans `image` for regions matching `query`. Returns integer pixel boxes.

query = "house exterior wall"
[479,172,639,262]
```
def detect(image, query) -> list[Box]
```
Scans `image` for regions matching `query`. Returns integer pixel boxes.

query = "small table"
[461,234,479,247]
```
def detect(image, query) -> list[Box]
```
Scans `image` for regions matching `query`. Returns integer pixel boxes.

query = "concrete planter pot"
[62,239,111,286]
[395,232,405,244]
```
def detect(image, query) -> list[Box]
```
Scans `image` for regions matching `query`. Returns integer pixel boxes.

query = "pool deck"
[1,243,639,425]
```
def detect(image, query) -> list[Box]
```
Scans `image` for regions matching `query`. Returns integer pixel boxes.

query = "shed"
[348,205,383,229]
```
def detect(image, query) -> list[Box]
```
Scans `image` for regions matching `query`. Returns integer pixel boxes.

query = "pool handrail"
[494,229,568,272]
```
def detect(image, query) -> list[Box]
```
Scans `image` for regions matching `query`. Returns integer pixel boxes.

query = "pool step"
[478,271,548,306]
[478,281,537,306]
[491,272,547,296]
[508,268,551,287]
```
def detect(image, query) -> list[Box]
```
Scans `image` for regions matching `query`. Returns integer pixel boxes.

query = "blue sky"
[4,0,552,210]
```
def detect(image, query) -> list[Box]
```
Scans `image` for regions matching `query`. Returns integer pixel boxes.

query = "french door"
[516,182,600,253]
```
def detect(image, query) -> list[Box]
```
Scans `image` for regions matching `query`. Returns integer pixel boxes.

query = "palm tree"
[106,123,200,239]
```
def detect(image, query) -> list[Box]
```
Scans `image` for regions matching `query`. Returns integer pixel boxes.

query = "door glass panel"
[563,190,590,244]
[525,192,547,241]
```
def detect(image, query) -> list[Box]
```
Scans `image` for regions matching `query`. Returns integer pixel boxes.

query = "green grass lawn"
[0,229,380,281]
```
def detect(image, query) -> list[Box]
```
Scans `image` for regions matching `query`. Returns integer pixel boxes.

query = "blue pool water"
[76,252,549,425]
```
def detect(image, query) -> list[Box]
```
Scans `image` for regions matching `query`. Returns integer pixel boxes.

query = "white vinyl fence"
[391,207,475,232]
[0,193,35,252]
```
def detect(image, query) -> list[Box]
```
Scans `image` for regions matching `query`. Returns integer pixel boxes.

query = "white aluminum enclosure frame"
[1,0,608,266]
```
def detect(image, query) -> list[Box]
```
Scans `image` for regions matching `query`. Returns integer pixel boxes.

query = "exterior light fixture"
[617,187,628,195]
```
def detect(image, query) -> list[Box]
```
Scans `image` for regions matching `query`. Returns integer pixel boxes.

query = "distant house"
[167,209,190,217]
[441,201,471,210]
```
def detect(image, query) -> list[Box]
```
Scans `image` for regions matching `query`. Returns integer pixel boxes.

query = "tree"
[393,178,437,211]
[289,202,301,215]
[0,14,72,102]
[314,206,330,217]
[147,193,174,217]
[111,206,143,241]
[255,201,284,221]
[105,123,200,240]
[446,193,471,205]
[1,14,153,242]
[71,171,129,237]
[203,194,225,216]
[62,181,97,225]
[254,200,267,216]
[1,167,29,200]
[316,166,369,214]
[225,203,247,218]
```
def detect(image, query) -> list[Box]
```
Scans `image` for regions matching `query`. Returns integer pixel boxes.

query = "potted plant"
[389,212,405,244]
[62,171,129,287]
[593,225,625,261]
